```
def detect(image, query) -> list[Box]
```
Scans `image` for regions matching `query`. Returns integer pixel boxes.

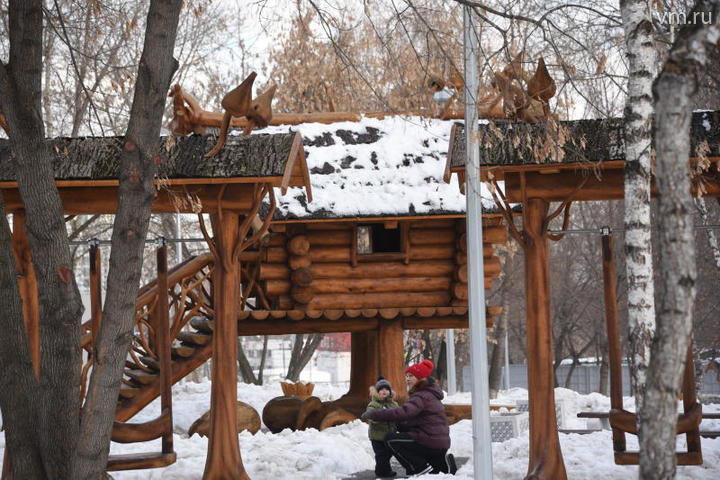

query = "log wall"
[261,218,506,310]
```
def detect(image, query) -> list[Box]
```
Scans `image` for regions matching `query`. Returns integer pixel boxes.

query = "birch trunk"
[619,0,658,416]
[642,3,720,478]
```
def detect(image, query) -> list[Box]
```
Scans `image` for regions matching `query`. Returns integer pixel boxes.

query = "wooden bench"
[577,411,610,430]
[577,411,720,434]
[559,428,602,435]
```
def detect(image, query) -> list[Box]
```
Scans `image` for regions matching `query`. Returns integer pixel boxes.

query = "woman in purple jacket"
[361,360,457,476]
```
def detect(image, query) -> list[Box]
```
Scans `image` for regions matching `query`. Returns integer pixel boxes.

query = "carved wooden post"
[203,212,248,480]
[89,241,102,348]
[378,319,407,401]
[524,198,566,480]
[601,232,625,453]
[11,211,40,375]
[336,331,379,414]
[156,244,174,455]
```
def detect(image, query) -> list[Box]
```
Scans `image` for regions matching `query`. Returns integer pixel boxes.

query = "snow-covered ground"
[1,381,718,479]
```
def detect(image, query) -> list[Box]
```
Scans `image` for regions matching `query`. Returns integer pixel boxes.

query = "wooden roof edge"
[269,212,506,225]
[444,123,459,184]
[280,132,313,201]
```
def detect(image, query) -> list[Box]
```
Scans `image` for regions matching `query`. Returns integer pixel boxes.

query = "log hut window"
[356,223,404,256]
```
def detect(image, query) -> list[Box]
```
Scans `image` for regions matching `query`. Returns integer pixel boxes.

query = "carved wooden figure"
[206,72,257,157]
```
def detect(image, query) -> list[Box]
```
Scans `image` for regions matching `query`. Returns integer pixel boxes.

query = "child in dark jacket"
[364,377,399,478]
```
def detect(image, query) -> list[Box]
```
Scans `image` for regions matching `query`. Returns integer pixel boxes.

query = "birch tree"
[642,1,720,477]
[619,0,659,416]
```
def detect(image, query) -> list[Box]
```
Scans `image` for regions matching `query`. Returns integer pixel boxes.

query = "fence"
[463,364,720,395]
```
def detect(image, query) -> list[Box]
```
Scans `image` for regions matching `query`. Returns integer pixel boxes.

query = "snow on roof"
[251,116,497,220]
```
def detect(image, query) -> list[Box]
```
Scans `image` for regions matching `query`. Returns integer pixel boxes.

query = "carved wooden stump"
[280,381,315,399]
[189,401,261,437]
[262,396,303,433]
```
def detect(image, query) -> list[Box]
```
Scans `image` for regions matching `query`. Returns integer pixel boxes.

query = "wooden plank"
[306,292,451,310]
[2,183,255,214]
[236,318,379,335]
[106,452,177,471]
[111,409,172,444]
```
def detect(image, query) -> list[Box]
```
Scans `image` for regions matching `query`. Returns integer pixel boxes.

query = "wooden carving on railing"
[126,254,215,382]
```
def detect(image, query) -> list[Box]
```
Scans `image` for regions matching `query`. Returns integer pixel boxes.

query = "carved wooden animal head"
[527,57,556,103]
[427,75,446,92]
[247,84,277,129]
[221,72,257,117]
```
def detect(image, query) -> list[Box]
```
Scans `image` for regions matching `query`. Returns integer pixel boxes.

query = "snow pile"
[1,381,718,479]
[252,116,496,219]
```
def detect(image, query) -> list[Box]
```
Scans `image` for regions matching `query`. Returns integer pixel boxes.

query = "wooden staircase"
[81,247,219,471]
[112,253,217,422]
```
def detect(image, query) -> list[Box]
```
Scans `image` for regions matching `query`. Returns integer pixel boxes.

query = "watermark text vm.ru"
[654,10,714,25]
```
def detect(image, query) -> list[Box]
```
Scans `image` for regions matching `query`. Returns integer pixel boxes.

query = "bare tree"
[642,1,720,477]
[0,1,182,478]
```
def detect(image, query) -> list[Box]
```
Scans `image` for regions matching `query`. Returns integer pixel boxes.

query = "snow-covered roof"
[251,116,497,220]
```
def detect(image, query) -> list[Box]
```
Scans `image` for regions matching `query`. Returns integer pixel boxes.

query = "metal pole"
[175,213,183,264]
[464,7,493,479]
[504,331,511,390]
[446,329,457,395]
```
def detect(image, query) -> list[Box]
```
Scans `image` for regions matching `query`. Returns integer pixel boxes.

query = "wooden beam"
[523,198,567,480]
[1,183,256,214]
[601,234,625,453]
[11,212,40,377]
[155,245,174,455]
[505,168,720,202]
[378,319,407,401]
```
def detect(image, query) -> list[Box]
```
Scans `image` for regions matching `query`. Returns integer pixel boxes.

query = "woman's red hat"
[405,359,434,379]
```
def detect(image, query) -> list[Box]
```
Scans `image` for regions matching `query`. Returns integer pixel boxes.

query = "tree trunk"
[0,2,84,477]
[237,338,258,384]
[286,334,325,381]
[619,0,659,416]
[488,288,509,399]
[0,196,46,479]
[641,4,720,478]
[74,1,181,478]
[599,354,609,395]
[257,335,269,385]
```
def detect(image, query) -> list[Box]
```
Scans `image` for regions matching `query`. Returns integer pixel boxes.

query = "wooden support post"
[682,345,702,457]
[378,319,407,402]
[89,242,102,348]
[524,198,567,480]
[156,244,174,455]
[335,331,379,415]
[601,233,625,453]
[11,212,40,375]
[203,212,248,480]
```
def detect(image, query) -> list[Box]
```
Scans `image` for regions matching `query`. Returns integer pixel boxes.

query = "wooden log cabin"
[445,111,720,480]
[247,116,511,410]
